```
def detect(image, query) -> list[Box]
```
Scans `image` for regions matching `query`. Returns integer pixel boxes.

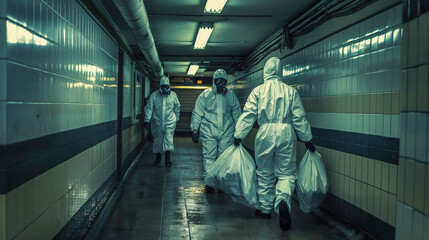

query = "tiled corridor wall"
[122,55,142,171]
[396,0,429,239]
[0,0,140,239]
[229,5,402,240]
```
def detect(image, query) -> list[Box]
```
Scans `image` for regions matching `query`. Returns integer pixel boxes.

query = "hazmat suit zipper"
[162,96,166,130]
[217,94,223,137]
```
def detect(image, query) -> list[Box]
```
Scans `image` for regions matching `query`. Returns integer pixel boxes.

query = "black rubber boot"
[279,200,291,231]
[165,151,172,167]
[205,185,215,193]
[154,153,161,165]
[255,209,271,219]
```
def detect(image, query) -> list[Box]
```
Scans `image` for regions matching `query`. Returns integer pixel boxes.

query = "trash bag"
[206,144,258,207]
[296,150,328,213]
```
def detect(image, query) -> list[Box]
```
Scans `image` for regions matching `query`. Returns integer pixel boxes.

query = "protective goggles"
[214,78,227,86]
[160,85,170,90]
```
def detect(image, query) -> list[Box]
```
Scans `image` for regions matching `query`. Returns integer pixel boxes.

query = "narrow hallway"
[99,136,341,240]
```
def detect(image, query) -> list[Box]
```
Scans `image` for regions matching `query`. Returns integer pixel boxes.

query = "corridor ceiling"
[89,0,319,77]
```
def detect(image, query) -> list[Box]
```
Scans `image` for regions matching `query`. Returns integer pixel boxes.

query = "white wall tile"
[6,103,41,144]
[356,114,363,133]
[393,5,402,26]
[376,72,385,93]
[345,114,351,132]
[0,102,5,145]
[395,201,404,239]
[376,114,384,136]
[415,113,428,162]
[392,114,400,139]
[403,204,415,240]
[396,202,413,240]
[383,114,391,138]
[350,114,357,132]
[411,210,425,240]
[405,113,416,159]
[424,214,429,240]
[0,19,5,59]
[0,60,5,102]
[363,114,370,134]
[392,46,401,69]
[369,114,376,135]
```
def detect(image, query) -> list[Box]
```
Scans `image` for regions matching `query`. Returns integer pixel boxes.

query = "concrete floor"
[99,136,342,240]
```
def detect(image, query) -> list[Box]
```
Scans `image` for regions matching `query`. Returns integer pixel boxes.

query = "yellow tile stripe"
[302,92,400,114]
[397,158,429,216]
[4,136,116,240]
[0,195,5,240]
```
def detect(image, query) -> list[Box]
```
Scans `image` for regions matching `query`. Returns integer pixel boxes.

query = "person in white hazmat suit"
[190,69,242,193]
[144,76,181,167]
[233,57,315,231]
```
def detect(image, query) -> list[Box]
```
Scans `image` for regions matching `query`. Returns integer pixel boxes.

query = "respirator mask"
[160,85,171,95]
[214,78,227,94]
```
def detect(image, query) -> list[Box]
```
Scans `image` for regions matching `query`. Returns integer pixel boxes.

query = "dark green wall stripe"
[122,116,131,130]
[249,125,399,165]
[311,127,399,165]
[4,121,117,169]
[0,117,139,194]
[324,193,395,240]
[0,147,4,169]
[53,172,117,240]
[121,115,142,130]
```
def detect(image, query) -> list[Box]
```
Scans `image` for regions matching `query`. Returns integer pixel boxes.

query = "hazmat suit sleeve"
[231,92,242,124]
[234,89,258,139]
[144,93,155,123]
[173,93,181,122]
[291,89,312,142]
[190,93,206,131]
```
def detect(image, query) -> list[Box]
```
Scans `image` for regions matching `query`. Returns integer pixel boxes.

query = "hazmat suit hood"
[160,76,170,86]
[212,69,228,94]
[263,57,282,82]
[159,76,171,95]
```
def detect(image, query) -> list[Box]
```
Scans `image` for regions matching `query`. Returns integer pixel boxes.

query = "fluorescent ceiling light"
[194,23,214,49]
[187,65,199,75]
[204,0,228,13]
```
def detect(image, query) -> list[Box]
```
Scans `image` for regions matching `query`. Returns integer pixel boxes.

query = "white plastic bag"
[296,150,328,213]
[206,144,258,207]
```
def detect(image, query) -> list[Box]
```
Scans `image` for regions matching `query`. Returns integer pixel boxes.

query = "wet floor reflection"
[99,136,343,240]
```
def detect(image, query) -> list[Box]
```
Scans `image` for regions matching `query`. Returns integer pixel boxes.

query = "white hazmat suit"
[191,69,242,184]
[234,57,312,214]
[145,76,181,153]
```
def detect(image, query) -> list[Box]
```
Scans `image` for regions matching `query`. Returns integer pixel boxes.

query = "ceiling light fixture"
[187,65,199,75]
[194,23,214,49]
[204,0,228,13]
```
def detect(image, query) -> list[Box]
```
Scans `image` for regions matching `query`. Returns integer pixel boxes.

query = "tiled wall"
[396,0,429,238]
[0,0,139,239]
[122,55,141,164]
[229,5,402,239]
[0,195,5,240]
[121,56,143,173]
